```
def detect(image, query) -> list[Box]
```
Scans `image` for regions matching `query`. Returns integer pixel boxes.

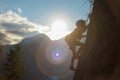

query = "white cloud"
[17,8,22,13]
[0,10,50,45]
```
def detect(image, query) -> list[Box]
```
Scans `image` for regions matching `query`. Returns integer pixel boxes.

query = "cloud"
[0,10,50,45]
[17,8,22,13]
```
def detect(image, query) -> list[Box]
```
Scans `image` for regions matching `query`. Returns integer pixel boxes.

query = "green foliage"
[0,48,2,52]
[3,44,25,80]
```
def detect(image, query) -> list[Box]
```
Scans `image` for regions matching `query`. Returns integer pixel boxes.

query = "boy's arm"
[75,41,85,46]
[81,35,87,38]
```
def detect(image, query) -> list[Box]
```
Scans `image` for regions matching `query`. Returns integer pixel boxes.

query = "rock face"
[74,0,120,80]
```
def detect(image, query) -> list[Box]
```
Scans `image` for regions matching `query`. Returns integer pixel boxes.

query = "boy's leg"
[75,41,85,46]
[78,46,84,55]
[78,45,86,55]
[70,56,76,71]
[69,46,78,71]
[70,45,78,57]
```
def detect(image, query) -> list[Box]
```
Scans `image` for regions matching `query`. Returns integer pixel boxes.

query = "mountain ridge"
[0,33,74,80]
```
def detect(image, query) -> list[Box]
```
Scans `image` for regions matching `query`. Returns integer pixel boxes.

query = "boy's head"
[76,20,86,27]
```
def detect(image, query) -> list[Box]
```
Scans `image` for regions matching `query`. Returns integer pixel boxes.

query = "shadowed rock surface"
[74,0,120,80]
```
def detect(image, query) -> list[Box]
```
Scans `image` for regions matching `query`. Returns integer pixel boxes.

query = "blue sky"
[0,0,90,26]
[0,0,91,44]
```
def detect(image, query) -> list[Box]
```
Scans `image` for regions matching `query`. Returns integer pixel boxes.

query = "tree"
[0,49,1,52]
[3,44,25,80]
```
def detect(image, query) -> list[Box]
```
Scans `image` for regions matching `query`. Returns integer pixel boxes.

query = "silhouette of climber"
[65,20,87,71]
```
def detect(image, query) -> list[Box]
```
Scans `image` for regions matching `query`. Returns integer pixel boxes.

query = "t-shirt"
[65,27,83,46]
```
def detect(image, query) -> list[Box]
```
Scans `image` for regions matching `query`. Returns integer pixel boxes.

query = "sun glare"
[47,19,69,40]
[51,19,67,32]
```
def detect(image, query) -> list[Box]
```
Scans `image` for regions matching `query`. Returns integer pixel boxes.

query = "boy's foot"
[69,66,76,71]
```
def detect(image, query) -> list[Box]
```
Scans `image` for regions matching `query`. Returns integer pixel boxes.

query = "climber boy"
[65,20,87,71]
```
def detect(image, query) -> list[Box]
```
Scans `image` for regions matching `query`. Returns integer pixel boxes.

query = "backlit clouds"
[0,10,50,45]
[17,8,23,13]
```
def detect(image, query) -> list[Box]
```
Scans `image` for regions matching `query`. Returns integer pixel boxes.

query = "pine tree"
[0,47,1,52]
[3,44,25,80]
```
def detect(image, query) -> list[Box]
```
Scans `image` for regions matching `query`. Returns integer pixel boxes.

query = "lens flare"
[36,42,73,78]
[55,52,60,57]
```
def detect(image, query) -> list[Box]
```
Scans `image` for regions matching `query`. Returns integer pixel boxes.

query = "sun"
[51,19,67,32]
[47,19,69,40]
